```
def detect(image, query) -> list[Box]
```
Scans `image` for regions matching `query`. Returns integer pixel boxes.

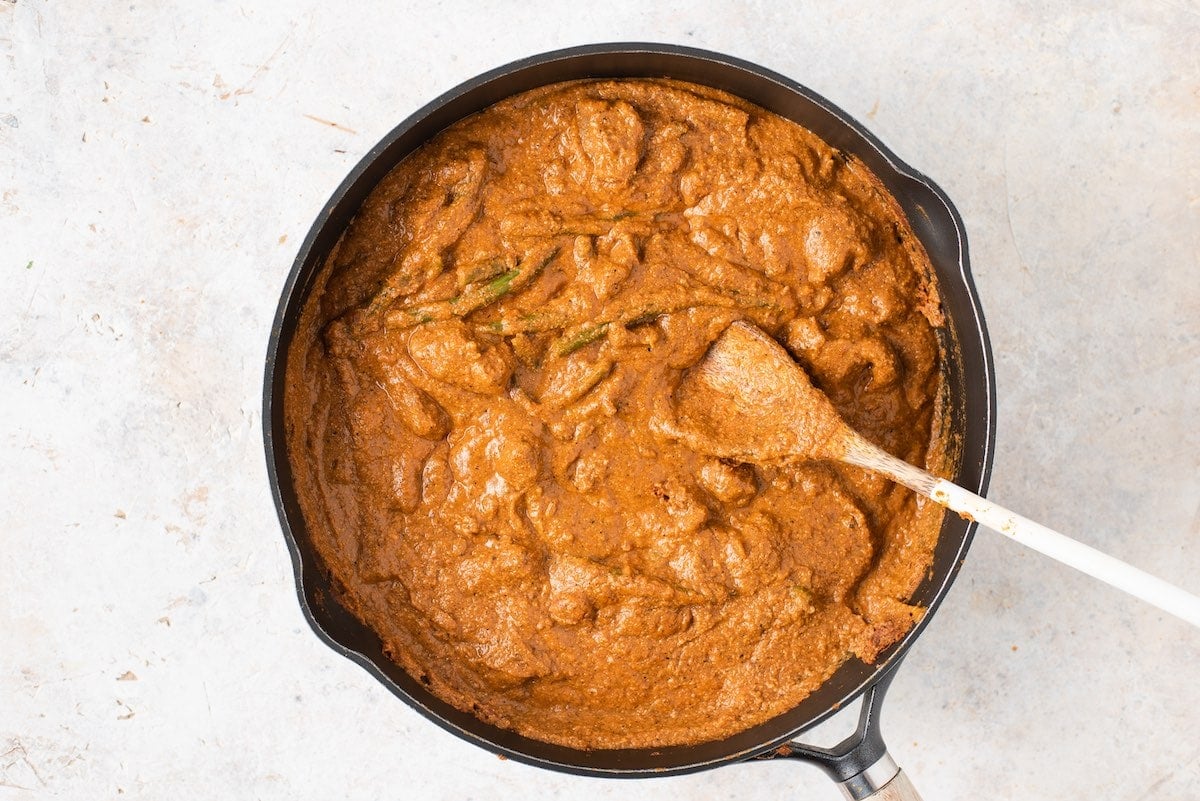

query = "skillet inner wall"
[269,46,987,774]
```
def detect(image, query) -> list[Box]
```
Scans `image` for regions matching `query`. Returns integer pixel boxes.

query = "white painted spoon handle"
[842,434,1200,629]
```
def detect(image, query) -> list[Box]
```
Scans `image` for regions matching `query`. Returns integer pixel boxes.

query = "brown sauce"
[284,78,952,749]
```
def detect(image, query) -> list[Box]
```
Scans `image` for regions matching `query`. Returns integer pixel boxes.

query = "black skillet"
[263,43,997,800]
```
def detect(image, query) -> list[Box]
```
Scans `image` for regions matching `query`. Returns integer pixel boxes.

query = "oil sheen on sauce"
[284,78,952,749]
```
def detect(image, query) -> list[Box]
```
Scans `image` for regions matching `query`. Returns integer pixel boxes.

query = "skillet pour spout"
[263,43,996,800]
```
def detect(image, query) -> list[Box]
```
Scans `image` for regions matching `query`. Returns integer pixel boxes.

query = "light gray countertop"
[2,2,1198,799]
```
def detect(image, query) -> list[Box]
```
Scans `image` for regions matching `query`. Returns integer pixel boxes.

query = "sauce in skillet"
[284,78,952,749]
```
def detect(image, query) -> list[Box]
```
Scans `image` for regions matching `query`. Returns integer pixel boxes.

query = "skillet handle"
[765,659,925,800]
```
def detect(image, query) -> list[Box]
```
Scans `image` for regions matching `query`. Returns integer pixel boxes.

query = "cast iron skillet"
[264,43,996,801]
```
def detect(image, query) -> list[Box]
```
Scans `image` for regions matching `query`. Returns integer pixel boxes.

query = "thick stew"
[284,78,951,749]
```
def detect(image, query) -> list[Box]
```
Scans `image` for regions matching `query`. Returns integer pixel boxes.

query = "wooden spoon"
[668,321,1200,628]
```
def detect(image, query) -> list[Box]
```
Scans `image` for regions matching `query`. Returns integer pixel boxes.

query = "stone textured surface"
[2,2,1197,799]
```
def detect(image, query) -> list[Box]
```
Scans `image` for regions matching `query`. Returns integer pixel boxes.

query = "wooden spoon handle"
[842,433,1200,629]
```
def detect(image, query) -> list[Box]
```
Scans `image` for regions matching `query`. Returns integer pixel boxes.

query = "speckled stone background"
[2,2,1198,799]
